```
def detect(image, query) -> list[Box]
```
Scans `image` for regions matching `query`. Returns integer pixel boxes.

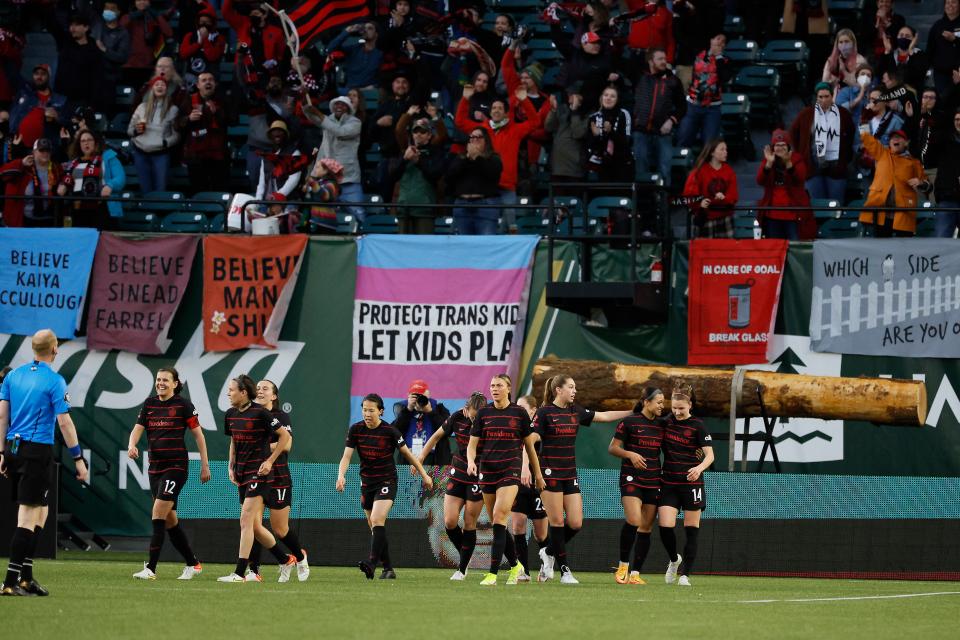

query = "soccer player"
[510,394,548,582]
[608,386,665,585]
[244,380,309,583]
[337,393,434,580]
[415,392,487,580]
[659,386,714,587]
[1,329,88,597]
[533,375,631,584]
[129,367,211,580]
[217,375,293,583]
[466,374,545,586]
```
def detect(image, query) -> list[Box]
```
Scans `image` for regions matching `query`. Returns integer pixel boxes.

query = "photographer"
[391,110,448,234]
[395,380,451,466]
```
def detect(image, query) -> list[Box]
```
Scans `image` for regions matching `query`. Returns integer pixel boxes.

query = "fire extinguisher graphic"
[651,257,663,283]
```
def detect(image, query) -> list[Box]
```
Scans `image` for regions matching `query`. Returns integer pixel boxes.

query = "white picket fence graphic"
[810,276,960,339]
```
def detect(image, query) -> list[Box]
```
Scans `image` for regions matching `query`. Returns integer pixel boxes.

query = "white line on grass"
[739,592,960,604]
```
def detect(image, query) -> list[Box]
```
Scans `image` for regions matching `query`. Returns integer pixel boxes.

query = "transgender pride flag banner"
[350,235,539,424]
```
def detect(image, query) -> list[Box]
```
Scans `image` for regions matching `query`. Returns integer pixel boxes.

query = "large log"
[532,357,926,426]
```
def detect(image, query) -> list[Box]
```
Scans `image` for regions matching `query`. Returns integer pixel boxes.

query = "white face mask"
[857,74,871,87]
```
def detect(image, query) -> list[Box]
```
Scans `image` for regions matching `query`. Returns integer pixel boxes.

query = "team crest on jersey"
[684,429,693,438]
[509,418,518,429]
[168,408,177,417]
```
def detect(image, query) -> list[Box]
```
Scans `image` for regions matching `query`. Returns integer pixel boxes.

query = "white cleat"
[449,570,467,581]
[278,556,296,583]
[559,570,580,585]
[538,547,555,580]
[297,550,310,582]
[132,563,156,580]
[217,573,245,583]
[665,554,682,584]
[177,564,202,580]
[243,571,262,583]
[516,572,532,583]
[678,575,692,586]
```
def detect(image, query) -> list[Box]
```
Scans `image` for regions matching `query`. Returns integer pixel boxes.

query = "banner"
[202,235,308,352]
[350,235,538,424]
[810,239,960,358]
[85,234,197,354]
[687,239,788,365]
[0,228,99,338]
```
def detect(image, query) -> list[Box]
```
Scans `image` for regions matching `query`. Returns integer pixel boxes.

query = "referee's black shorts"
[4,440,54,507]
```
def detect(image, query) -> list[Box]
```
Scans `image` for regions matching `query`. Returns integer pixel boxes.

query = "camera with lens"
[81,176,100,197]
[414,393,430,408]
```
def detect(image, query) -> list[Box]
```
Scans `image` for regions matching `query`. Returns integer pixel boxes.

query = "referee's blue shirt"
[0,361,70,445]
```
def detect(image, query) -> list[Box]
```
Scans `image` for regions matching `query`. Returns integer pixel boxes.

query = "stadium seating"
[361,214,400,234]
[730,66,780,128]
[159,211,207,233]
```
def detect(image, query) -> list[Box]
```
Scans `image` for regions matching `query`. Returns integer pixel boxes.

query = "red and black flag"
[288,0,370,50]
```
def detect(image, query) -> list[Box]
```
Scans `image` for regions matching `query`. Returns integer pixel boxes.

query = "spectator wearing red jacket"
[182,72,229,193]
[179,3,226,89]
[0,138,64,228]
[756,129,814,241]
[624,0,675,63]
[121,0,173,87]
[682,139,738,238]
[502,45,551,169]
[222,0,286,87]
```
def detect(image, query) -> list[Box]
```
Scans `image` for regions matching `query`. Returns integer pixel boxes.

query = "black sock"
[680,526,699,576]
[266,541,288,564]
[632,532,652,572]
[489,524,507,574]
[369,526,386,567]
[21,525,41,583]
[4,527,32,588]
[619,522,637,563]
[659,525,678,562]
[280,532,305,562]
[504,529,518,567]
[536,536,547,552]
[248,541,262,574]
[564,524,580,543]
[166,525,199,566]
[514,533,529,571]
[147,519,165,572]
[381,539,393,570]
[549,525,568,572]
[445,526,463,550]
[234,558,249,576]
[458,529,477,574]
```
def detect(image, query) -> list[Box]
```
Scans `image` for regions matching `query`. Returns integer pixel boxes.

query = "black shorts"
[511,485,547,519]
[265,484,293,510]
[149,469,187,508]
[479,467,521,494]
[4,441,53,507]
[360,481,397,510]
[542,476,581,495]
[445,479,482,502]
[480,477,520,494]
[237,479,271,504]
[660,484,707,512]
[620,482,660,505]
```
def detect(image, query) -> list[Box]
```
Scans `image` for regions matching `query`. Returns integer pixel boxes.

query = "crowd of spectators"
[0,0,956,238]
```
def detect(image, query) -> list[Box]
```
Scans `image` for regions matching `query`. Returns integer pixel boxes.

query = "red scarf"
[61,155,102,187]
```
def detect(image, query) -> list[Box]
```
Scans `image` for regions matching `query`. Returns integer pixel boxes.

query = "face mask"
[102,10,118,22]
[838,42,853,57]
[897,37,912,51]
[857,74,871,87]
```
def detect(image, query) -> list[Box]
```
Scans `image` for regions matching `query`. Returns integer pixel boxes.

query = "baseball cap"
[33,138,53,152]
[581,32,600,46]
[408,379,429,394]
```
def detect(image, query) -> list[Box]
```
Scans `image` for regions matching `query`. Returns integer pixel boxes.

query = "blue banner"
[0,228,100,338]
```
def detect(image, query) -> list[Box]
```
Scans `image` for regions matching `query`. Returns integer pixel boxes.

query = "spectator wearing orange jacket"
[859,128,930,237]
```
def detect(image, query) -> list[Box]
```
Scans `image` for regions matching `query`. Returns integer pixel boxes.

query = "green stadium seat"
[191,192,232,214]
[141,191,186,212]
[724,15,746,37]
[724,40,759,74]
[207,213,226,232]
[730,66,780,127]
[159,211,207,233]
[115,85,135,107]
[515,214,547,235]
[759,40,809,94]
[335,212,358,234]
[818,217,861,238]
[117,211,159,232]
[360,214,400,234]
[434,216,454,235]
[733,210,758,239]
[588,196,634,221]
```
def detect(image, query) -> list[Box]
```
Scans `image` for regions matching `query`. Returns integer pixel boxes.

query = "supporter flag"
[349,236,539,425]
[687,239,788,365]
[85,234,198,354]
[202,235,308,352]
[288,0,370,51]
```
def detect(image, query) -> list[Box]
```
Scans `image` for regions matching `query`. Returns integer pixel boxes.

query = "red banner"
[202,235,308,352]
[687,239,788,365]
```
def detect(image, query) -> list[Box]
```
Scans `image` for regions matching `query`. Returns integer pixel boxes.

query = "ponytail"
[542,374,571,407]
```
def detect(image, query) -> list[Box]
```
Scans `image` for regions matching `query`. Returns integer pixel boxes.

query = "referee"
[0,329,88,597]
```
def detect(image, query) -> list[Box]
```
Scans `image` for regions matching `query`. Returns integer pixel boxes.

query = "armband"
[68,444,83,459]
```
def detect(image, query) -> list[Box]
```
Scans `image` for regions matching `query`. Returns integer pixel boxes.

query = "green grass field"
[5,553,960,639]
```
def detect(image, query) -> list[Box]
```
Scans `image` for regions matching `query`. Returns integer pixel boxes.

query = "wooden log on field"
[531,356,926,426]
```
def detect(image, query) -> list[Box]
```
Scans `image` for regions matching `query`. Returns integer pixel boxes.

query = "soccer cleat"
[516,571,531,583]
[560,570,580,585]
[244,571,263,583]
[278,555,296,583]
[358,560,375,580]
[19,579,49,596]
[217,573,245,583]
[297,550,310,582]
[665,554,682,584]
[479,572,497,586]
[379,569,396,579]
[1,584,35,596]
[450,570,466,581]
[615,563,629,584]
[538,547,555,580]
[678,575,692,586]
[177,564,202,580]
[505,561,524,585]
[133,563,157,580]
[629,572,646,585]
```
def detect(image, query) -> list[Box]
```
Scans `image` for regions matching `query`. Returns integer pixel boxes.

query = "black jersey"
[662,414,711,487]
[225,404,280,487]
[268,408,293,490]
[613,413,664,488]
[469,403,531,484]
[345,420,406,488]
[136,394,201,474]
[532,403,595,480]
[439,409,475,481]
